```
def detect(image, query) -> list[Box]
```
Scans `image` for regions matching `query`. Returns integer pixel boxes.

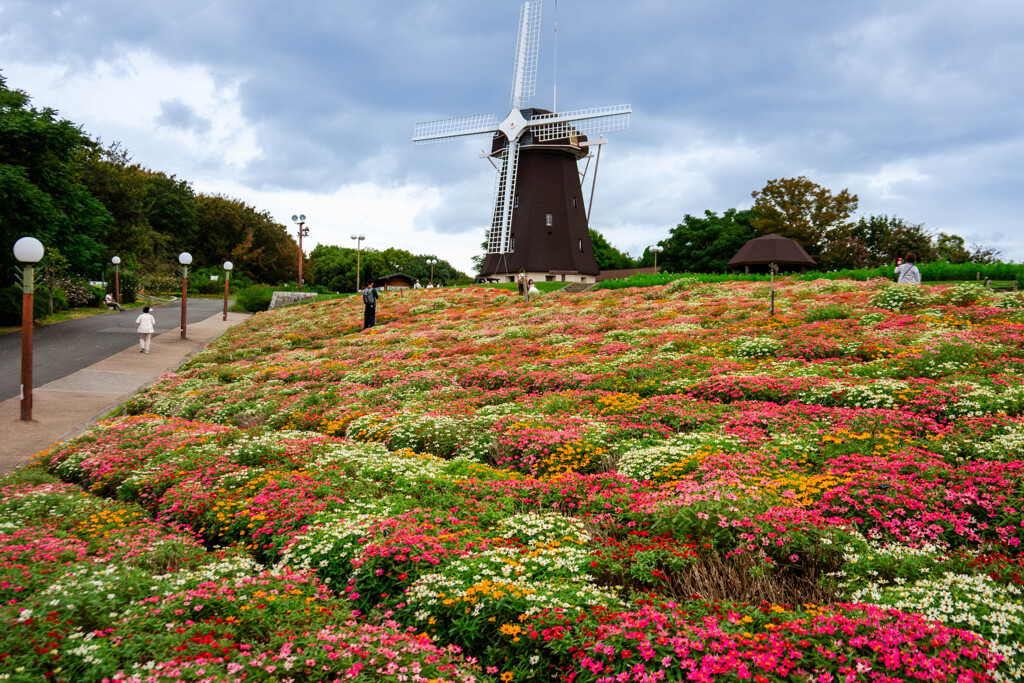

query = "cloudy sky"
[2,0,1022,273]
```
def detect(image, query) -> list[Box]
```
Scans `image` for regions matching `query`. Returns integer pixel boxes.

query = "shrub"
[107,268,141,304]
[57,277,102,307]
[804,303,852,321]
[236,284,275,312]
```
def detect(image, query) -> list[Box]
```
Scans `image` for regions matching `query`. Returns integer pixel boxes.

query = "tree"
[750,176,858,259]
[968,243,1001,265]
[660,209,757,273]
[0,75,111,284]
[850,215,935,265]
[229,209,301,284]
[934,232,972,264]
[78,142,156,266]
[589,229,637,270]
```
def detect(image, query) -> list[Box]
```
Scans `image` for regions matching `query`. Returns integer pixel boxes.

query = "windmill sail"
[413,113,499,145]
[510,0,543,111]
[488,140,521,254]
[530,105,632,142]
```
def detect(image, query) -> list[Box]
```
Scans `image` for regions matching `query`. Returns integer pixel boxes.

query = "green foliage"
[0,76,111,322]
[660,209,757,274]
[750,176,858,259]
[596,261,1024,291]
[589,228,637,270]
[236,284,275,312]
[308,244,468,292]
[804,303,853,322]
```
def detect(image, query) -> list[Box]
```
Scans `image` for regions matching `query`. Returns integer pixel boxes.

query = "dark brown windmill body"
[412,0,630,284]
[480,109,599,281]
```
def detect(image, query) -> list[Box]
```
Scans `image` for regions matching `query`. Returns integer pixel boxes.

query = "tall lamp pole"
[111,256,121,304]
[222,261,233,321]
[427,259,437,286]
[14,237,44,421]
[351,234,365,291]
[291,215,309,291]
[649,246,663,273]
[179,252,192,339]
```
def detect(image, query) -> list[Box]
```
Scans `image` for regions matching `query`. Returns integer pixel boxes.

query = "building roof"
[727,233,817,267]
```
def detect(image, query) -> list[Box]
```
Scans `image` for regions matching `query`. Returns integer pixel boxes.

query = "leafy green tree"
[750,177,858,259]
[588,229,637,270]
[78,142,156,266]
[229,209,301,284]
[848,215,935,265]
[934,232,971,264]
[968,243,1001,265]
[0,75,111,284]
[817,232,873,271]
[143,172,198,260]
[309,245,355,292]
[660,209,757,273]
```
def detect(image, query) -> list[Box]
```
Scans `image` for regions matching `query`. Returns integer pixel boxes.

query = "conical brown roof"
[727,233,816,267]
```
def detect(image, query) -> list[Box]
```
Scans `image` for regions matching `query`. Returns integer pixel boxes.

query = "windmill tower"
[413,0,631,283]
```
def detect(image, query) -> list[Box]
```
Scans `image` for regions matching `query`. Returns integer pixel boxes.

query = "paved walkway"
[0,310,250,474]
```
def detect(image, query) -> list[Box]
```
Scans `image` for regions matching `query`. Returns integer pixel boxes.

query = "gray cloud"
[155,97,210,133]
[1,0,1020,260]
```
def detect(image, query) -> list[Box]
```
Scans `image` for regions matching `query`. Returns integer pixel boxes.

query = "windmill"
[413,0,631,283]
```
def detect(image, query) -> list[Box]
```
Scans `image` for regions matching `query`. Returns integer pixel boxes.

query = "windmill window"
[573,196,577,209]
[510,233,516,252]
[514,196,519,208]
[545,213,553,226]
[579,239,584,253]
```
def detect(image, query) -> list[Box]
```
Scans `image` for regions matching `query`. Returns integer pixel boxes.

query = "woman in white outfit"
[135,306,156,353]
[894,252,922,285]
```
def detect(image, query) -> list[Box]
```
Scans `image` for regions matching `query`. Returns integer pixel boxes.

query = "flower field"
[5,277,1024,682]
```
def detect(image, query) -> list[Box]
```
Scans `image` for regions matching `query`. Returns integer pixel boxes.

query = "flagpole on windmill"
[553,0,558,113]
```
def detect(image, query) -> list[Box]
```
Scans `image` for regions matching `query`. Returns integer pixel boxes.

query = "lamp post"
[14,237,44,421]
[222,261,233,321]
[649,246,663,273]
[351,234,365,291]
[179,252,192,339]
[426,259,437,286]
[111,256,121,305]
[768,262,779,317]
[291,215,309,291]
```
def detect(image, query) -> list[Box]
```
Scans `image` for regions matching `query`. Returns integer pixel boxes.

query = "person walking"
[362,284,379,329]
[895,253,922,285]
[135,305,156,353]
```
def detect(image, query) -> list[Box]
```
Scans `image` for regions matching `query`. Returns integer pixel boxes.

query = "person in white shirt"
[894,253,922,285]
[135,306,156,353]
[104,292,123,311]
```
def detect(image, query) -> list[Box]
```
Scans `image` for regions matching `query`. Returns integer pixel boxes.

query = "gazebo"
[727,234,816,273]
[373,273,417,290]
[727,234,816,316]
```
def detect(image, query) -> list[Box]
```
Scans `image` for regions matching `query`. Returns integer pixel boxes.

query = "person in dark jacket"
[362,285,379,329]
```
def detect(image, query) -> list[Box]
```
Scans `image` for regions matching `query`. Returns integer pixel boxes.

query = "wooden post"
[21,275,33,421]
[181,274,188,339]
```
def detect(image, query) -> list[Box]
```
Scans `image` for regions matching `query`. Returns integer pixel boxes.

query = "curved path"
[0,299,251,472]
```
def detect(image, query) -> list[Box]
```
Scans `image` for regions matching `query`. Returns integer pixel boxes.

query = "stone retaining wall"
[268,291,319,310]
